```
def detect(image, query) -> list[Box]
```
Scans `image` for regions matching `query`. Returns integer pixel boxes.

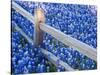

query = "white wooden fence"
[13,22,74,71]
[12,1,97,71]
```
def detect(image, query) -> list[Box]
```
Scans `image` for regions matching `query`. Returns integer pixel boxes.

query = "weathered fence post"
[34,8,45,46]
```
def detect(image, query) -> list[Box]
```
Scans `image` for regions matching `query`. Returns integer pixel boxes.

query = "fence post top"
[34,8,45,25]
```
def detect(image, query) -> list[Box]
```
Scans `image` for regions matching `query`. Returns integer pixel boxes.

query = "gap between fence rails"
[12,1,97,62]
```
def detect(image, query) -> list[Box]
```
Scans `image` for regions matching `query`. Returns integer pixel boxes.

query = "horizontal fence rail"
[12,1,97,62]
[12,1,34,24]
[40,23,97,61]
[13,23,34,45]
[41,49,74,71]
[13,22,74,71]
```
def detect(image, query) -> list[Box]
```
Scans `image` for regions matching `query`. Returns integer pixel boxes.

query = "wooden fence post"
[34,8,45,46]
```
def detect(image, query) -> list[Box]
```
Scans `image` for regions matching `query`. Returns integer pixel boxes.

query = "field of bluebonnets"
[11,1,97,74]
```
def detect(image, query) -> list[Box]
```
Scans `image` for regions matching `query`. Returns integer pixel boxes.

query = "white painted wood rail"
[41,48,74,71]
[12,1,34,24]
[40,23,97,61]
[13,22,34,45]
